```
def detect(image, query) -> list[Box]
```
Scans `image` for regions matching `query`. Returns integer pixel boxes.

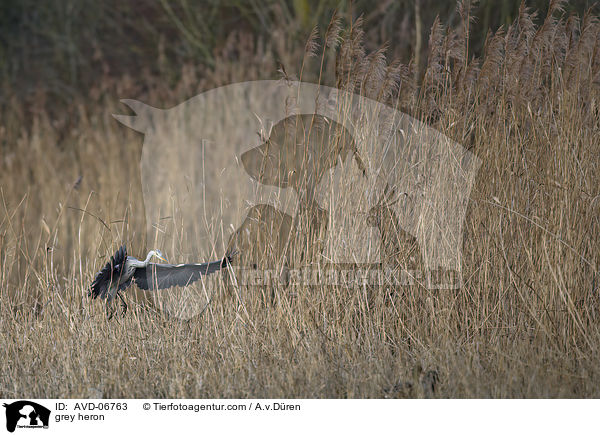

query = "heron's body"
[90,246,232,315]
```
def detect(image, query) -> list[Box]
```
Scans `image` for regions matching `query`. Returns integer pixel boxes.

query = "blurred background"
[1,0,593,109]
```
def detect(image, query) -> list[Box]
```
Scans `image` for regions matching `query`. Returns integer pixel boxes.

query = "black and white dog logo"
[3,401,50,432]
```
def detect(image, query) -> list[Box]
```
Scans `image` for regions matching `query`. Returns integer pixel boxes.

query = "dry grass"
[1,1,600,398]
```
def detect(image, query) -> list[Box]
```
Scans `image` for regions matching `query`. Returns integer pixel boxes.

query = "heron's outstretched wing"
[132,257,230,291]
[90,245,128,299]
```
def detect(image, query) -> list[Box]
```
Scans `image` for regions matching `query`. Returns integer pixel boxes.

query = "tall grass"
[1,0,599,398]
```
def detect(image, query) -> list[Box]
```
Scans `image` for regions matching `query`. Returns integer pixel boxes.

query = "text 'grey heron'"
[89,246,233,317]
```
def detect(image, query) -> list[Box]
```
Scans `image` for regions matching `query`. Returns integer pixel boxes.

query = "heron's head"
[151,249,167,262]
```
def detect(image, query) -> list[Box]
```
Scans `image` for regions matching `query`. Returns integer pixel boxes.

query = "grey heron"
[89,245,233,316]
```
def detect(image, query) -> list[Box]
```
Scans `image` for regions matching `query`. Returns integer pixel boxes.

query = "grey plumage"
[89,245,233,315]
[89,246,130,302]
[131,259,228,290]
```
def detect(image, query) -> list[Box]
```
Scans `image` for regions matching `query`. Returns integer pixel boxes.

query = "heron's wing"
[132,257,229,291]
[89,245,128,299]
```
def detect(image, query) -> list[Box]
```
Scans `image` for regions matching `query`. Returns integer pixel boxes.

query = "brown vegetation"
[1,1,599,398]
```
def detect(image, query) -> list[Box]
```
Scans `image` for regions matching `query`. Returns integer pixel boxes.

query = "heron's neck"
[143,251,156,266]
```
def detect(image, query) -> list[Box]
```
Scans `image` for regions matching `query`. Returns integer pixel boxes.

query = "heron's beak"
[157,254,167,262]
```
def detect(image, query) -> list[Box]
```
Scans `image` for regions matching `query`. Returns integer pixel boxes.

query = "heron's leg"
[117,291,128,316]
[106,302,115,320]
